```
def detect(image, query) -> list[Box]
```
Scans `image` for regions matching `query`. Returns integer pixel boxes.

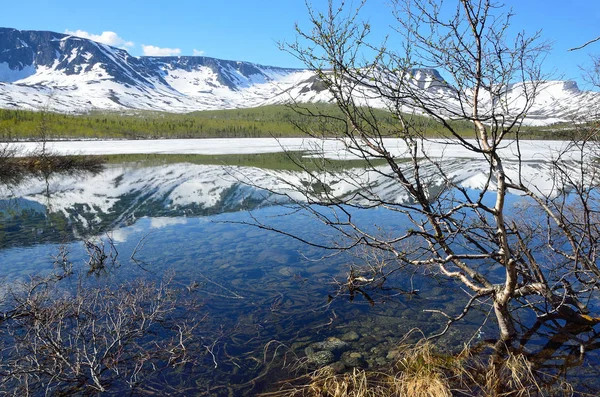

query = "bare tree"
[263,0,600,341]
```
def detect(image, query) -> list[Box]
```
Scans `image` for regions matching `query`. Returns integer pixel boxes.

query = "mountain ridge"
[0,27,598,126]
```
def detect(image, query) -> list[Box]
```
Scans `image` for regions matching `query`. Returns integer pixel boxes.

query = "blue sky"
[2,0,599,88]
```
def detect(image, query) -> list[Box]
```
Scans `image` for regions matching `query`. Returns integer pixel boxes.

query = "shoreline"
[4,137,580,161]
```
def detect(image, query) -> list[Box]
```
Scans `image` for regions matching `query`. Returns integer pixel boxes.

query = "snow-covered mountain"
[0,27,306,112]
[1,27,599,125]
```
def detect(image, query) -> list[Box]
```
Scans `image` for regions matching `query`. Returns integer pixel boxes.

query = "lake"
[1,143,599,395]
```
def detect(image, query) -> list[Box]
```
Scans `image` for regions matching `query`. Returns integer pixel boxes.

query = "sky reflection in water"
[1,160,599,394]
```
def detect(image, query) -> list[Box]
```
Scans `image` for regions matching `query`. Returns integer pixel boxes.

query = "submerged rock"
[375,356,388,366]
[290,340,311,352]
[341,351,367,368]
[278,266,295,277]
[258,248,290,265]
[306,350,335,366]
[304,337,351,368]
[340,330,360,342]
[309,337,350,354]
[327,361,347,374]
[386,349,401,361]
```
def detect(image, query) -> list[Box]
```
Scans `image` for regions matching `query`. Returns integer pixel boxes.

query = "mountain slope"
[0,27,305,113]
[0,27,599,125]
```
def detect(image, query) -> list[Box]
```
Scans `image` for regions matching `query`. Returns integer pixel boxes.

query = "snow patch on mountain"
[0,27,600,125]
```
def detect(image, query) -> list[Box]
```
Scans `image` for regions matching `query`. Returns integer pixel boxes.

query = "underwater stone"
[327,361,347,374]
[306,263,328,274]
[291,340,311,352]
[309,337,350,354]
[340,330,360,342]
[278,266,295,277]
[375,356,388,366]
[306,350,335,366]
[257,248,290,265]
[341,351,367,368]
[386,349,401,360]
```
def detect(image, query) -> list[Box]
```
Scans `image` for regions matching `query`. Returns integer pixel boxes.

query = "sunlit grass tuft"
[260,339,573,397]
[391,340,452,397]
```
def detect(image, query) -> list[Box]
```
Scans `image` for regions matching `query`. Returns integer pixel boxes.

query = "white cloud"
[142,45,181,56]
[150,217,188,229]
[65,29,134,49]
[193,49,205,56]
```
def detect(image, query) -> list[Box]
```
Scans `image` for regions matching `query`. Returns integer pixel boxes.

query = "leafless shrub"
[84,234,119,276]
[0,273,204,395]
[52,242,73,280]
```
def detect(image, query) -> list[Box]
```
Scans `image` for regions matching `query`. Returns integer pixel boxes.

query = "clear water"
[1,161,599,395]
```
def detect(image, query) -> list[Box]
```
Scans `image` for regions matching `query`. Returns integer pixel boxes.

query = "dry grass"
[263,366,394,397]
[392,340,452,397]
[484,353,541,396]
[308,367,375,397]
[455,346,574,397]
[260,340,452,397]
[260,339,574,397]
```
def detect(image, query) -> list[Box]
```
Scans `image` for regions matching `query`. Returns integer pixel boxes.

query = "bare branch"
[569,35,600,51]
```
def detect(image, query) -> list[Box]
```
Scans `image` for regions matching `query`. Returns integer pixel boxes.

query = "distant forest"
[0,104,576,140]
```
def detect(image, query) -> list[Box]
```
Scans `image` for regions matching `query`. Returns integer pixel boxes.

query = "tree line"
[0,104,576,141]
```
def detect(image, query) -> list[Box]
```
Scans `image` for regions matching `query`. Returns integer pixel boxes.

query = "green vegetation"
[0,105,310,139]
[0,105,580,141]
[102,151,390,171]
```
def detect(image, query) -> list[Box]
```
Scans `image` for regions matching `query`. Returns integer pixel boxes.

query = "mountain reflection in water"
[0,160,599,395]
